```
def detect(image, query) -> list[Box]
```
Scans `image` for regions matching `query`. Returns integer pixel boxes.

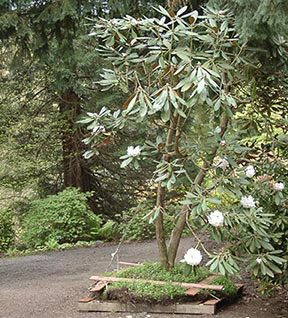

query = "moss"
[102,262,212,302]
[101,262,238,302]
[105,281,187,301]
[200,275,238,296]
[115,262,211,283]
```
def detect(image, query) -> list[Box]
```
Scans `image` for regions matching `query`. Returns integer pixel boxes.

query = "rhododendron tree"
[81,6,287,281]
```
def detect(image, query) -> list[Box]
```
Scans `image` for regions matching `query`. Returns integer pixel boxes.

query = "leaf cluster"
[19,187,101,249]
[0,208,15,252]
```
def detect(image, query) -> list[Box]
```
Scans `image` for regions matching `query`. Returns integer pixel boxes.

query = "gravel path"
[0,238,286,318]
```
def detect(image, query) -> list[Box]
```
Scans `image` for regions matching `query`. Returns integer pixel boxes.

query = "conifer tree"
[0,0,165,214]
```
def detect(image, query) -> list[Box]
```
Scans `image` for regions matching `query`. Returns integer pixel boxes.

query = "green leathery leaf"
[214,99,221,111]
[219,262,226,275]
[161,108,170,122]
[183,262,192,276]
[122,93,138,116]
[197,78,205,94]
[149,207,161,224]
[265,261,282,274]
[121,157,133,168]
[176,108,187,118]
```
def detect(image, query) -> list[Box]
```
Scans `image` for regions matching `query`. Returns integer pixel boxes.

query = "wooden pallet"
[79,262,243,315]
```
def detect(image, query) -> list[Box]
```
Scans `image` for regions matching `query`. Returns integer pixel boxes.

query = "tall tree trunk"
[155,183,170,270]
[154,113,178,270]
[59,89,97,212]
[167,114,229,267]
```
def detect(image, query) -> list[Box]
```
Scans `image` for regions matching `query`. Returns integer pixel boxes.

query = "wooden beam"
[79,300,215,314]
[90,281,107,292]
[118,261,142,267]
[89,275,223,291]
[185,275,218,296]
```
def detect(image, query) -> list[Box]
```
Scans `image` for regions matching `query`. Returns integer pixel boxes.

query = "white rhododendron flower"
[184,248,202,266]
[208,210,224,227]
[273,182,284,192]
[256,257,262,264]
[127,145,141,157]
[240,195,256,208]
[215,158,229,170]
[92,125,105,133]
[245,165,255,178]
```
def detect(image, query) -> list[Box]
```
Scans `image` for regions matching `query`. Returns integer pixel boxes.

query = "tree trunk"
[167,114,229,267]
[154,113,178,270]
[59,89,97,212]
[155,183,170,270]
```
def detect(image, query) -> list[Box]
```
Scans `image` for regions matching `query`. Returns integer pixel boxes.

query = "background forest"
[0,0,288,291]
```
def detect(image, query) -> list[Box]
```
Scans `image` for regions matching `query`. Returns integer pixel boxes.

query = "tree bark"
[154,113,179,270]
[155,183,170,270]
[59,89,97,212]
[167,114,229,267]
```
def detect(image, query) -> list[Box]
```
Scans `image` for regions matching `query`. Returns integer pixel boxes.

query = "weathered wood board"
[89,275,223,291]
[78,299,216,314]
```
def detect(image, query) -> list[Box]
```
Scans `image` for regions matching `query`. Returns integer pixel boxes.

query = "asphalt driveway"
[0,239,286,318]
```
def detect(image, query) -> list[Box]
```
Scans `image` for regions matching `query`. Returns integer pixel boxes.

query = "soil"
[0,238,287,318]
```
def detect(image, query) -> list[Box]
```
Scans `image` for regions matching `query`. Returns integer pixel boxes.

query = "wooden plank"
[79,296,96,303]
[89,275,223,291]
[119,261,142,267]
[203,298,223,305]
[236,283,244,291]
[90,281,108,292]
[78,300,215,314]
[185,275,218,296]
[203,283,244,306]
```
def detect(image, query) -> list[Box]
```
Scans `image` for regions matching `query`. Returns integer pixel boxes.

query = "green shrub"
[0,209,15,252]
[19,187,101,249]
[97,220,120,241]
[117,201,178,241]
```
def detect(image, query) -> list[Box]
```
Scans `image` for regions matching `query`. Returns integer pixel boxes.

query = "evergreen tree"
[0,0,165,214]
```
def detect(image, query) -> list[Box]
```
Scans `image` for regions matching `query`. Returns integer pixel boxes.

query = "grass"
[210,275,238,295]
[2,240,100,257]
[105,281,186,301]
[114,262,210,283]
[103,262,237,301]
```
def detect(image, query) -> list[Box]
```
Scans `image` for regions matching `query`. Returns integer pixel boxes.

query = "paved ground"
[0,238,287,318]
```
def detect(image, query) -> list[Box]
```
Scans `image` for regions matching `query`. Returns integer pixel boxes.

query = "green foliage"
[0,0,162,219]
[105,281,186,301]
[210,275,237,296]
[117,201,178,241]
[105,262,235,301]
[97,220,120,241]
[19,188,101,249]
[115,262,210,283]
[208,0,288,70]
[5,240,100,257]
[0,208,15,252]
[85,4,288,285]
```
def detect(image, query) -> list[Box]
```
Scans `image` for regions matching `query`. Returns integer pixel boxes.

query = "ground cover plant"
[100,262,237,304]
